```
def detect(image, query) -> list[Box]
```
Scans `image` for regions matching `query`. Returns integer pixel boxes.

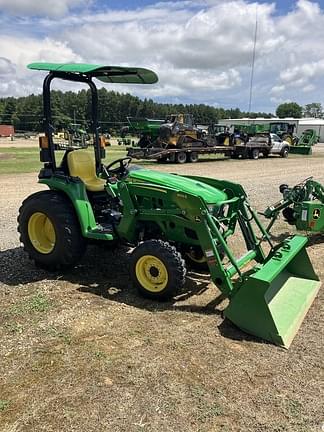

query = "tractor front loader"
[18,63,321,348]
[264,177,324,233]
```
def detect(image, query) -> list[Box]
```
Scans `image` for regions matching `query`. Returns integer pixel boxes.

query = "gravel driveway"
[0,148,323,432]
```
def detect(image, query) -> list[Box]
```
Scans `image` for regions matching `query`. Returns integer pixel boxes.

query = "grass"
[4,322,24,334]
[0,400,10,412]
[0,145,129,175]
[45,326,72,345]
[1,142,320,175]
[9,292,51,316]
[0,147,41,174]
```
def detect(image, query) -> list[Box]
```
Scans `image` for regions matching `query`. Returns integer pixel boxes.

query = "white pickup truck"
[233,132,290,159]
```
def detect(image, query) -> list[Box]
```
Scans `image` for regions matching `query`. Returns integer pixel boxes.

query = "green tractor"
[269,122,297,145]
[18,63,321,348]
[125,117,165,148]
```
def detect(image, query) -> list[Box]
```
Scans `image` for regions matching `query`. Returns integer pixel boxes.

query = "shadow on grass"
[0,245,264,345]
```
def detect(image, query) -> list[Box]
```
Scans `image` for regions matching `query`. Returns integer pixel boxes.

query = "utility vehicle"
[18,63,321,348]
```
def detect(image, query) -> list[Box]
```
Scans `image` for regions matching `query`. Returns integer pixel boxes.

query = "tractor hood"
[127,169,228,203]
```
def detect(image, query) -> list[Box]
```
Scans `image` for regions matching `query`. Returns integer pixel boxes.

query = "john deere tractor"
[18,63,321,348]
[269,122,297,145]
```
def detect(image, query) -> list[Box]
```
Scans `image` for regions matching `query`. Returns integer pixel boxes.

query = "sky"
[0,0,324,113]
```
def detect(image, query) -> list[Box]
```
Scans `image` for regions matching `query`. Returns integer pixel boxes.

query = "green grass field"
[0,146,129,175]
[0,144,315,175]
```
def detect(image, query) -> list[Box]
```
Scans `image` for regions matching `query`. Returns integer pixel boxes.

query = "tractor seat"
[67,150,106,192]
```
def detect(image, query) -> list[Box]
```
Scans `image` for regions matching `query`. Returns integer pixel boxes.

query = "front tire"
[18,190,86,270]
[185,246,208,271]
[280,147,289,158]
[130,240,186,300]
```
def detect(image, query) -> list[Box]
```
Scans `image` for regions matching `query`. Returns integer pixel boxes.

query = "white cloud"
[271,85,285,95]
[0,36,81,96]
[0,57,15,75]
[1,0,324,110]
[280,60,324,84]
[0,0,88,18]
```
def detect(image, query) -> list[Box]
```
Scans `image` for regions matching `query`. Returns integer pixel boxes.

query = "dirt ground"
[0,136,123,148]
[0,137,39,148]
[0,148,323,432]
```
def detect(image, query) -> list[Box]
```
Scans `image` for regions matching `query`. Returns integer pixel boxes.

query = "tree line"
[0,89,321,133]
[0,88,274,133]
[275,102,324,119]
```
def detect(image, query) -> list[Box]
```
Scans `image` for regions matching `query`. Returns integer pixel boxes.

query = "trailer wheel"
[175,152,187,164]
[187,152,198,163]
[280,147,289,158]
[130,240,186,300]
[250,148,259,160]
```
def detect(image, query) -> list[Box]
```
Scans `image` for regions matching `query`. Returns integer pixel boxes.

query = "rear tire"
[175,152,187,164]
[282,134,293,146]
[130,240,186,300]
[250,148,259,160]
[187,152,199,163]
[18,190,86,270]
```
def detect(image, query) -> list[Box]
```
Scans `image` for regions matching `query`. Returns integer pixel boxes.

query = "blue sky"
[94,0,303,11]
[92,0,323,13]
[0,0,324,113]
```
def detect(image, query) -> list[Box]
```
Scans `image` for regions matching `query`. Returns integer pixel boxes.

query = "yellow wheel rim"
[135,255,168,293]
[285,136,293,145]
[27,212,56,254]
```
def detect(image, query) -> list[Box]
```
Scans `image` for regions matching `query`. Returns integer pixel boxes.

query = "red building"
[0,125,15,137]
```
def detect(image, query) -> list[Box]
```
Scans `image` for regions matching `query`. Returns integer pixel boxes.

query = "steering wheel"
[104,157,132,179]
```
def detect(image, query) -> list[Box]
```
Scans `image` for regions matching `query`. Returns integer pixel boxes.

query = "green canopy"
[27,62,158,84]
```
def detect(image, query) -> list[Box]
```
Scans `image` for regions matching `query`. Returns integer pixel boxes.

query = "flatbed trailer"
[127,139,289,163]
[127,145,234,163]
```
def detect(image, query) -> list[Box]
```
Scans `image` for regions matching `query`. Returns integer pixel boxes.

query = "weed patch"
[0,400,10,412]
[10,292,51,316]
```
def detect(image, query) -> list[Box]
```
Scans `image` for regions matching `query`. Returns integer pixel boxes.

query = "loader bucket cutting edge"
[224,236,320,348]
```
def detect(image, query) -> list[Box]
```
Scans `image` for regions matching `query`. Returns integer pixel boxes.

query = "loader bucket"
[224,236,320,348]
[289,146,312,155]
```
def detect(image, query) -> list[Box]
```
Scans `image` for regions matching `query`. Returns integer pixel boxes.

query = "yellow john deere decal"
[313,208,321,220]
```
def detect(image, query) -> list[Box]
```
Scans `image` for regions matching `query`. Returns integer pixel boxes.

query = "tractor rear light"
[39,136,49,149]
[100,136,106,148]
[39,136,51,163]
